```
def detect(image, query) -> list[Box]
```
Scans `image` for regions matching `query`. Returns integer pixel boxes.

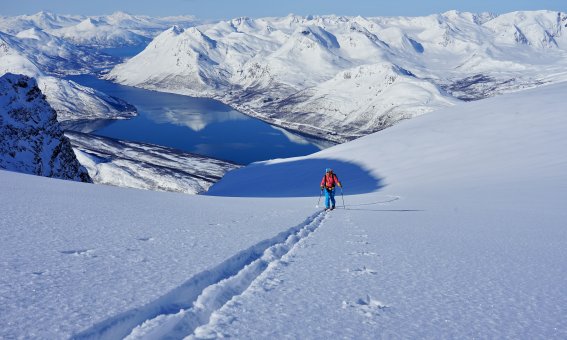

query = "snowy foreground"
[2,82,567,338]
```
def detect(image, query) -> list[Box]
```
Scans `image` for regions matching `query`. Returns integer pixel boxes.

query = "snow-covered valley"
[3,10,567,174]
[1,79,566,338]
[0,30,136,122]
[0,71,240,195]
[1,11,249,193]
[108,10,567,142]
[0,11,201,124]
[3,10,567,144]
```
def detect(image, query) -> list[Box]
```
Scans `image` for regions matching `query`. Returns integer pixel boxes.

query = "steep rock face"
[0,73,91,182]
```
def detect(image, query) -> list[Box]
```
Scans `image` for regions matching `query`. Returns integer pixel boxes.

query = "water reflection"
[65,75,327,164]
[270,126,335,150]
[61,119,116,133]
[151,107,248,131]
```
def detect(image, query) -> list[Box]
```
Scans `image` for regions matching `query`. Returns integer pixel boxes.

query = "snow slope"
[1,79,566,338]
[109,10,567,142]
[67,131,240,194]
[39,77,136,121]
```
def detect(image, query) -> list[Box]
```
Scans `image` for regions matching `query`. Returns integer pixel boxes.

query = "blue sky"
[4,0,566,18]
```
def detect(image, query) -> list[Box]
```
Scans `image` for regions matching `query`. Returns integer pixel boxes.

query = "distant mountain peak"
[292,25,340,49]
[169,25,185,35]
[15,27,50,40]
[109,11,135,19]
[32,10,57,20]
[76,17,100,29]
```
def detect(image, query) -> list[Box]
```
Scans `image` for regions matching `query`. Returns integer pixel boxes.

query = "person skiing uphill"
[320,168,342,211]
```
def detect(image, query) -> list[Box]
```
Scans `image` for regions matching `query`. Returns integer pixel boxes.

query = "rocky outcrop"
[0,73,91,182]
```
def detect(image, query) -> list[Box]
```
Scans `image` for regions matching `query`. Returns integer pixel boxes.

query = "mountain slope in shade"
[66,131,240,194]
[0,73,90,182]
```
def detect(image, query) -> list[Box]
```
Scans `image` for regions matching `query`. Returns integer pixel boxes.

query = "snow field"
[199,194,567,339]
[121,211,328,339]
[203,81,567,338]
[1,53,567,339]
[0,170,319,339]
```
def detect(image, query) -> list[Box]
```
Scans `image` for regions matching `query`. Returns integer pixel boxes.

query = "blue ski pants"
[324,188,336,208]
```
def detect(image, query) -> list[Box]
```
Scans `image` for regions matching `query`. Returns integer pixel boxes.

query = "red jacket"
[321,173,341,189]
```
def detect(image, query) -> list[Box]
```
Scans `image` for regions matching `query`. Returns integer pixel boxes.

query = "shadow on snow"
[207,158,383,197]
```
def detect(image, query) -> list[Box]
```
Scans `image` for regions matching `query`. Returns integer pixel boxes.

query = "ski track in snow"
[72,210,328,340]
[194,201,394,337]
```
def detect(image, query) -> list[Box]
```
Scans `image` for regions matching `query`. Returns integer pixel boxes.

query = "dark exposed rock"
[0,73,91,182]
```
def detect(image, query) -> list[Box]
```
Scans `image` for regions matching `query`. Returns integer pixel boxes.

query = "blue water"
[65,75,326,164]
[100,44,148,59]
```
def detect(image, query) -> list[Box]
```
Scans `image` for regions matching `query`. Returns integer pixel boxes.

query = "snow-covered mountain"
[484,11,565,48]
[0,11,199,48]
[0,11,83,34]
[94,11,199,40]
[1,78,566,339]
[11,28,113,75]
[67,131,240,194]
[0,73,90,182]
[0,12,209,124]
[39,77,136,121]
[109,10,567,142]
[48,17,151,48]
[0,32,135,121]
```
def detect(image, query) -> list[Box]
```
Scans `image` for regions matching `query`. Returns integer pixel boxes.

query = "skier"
[320,168,342,211]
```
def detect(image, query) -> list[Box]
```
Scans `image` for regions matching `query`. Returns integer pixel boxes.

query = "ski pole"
[341,187,346,209]
[316,189,323,208]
